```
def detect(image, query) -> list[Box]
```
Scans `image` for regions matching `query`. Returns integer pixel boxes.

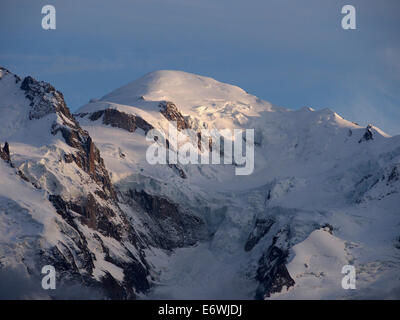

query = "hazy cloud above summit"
[0,0,399,134]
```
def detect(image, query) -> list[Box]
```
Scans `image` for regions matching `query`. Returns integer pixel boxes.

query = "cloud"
[0,54,128,75]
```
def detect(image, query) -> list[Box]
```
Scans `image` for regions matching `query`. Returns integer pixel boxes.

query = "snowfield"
[1,67,399,299]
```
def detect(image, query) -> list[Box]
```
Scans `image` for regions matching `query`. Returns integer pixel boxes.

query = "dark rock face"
[321,223,334,234]
[168,163,187,179]
[48,194,151,299]
[159,101,214,156]
[93,233,151,298]
[133,189,180,220]
[245,216,295,299]
[20,76,72,121]
[255,237,295,299]
[244,221,296,300]
[359,125,374,143]
[126,189,206,249]
[87,109,153,134]
[42,196,96,276]
[53,193,121,239]
[255,229,295,299]
[0,142,10,163]
[388,166,399,183]
[245,218,275,252]
[51,123,116,200]
[159,101,190,131]
[47,166,150,299]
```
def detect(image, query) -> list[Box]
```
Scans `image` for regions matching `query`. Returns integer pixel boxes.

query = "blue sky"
[1,0,399,134]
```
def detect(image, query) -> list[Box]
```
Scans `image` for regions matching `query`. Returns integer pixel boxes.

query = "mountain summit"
[100,70,268,111]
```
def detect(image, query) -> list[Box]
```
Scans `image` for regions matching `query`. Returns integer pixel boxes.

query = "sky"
[1,0,399,135]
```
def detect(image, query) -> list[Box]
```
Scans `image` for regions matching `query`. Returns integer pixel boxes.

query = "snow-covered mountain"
[1,67,399,299]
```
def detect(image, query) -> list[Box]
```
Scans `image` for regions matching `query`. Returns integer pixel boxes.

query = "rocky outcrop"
[388,165,399,183]
[47,194,151,299]
[359,124,374,143]
[46,187,151,299]
[245,218,275,252]
[245,215,295,299]
[0,141,38,184]
[0,142,10,163]
[255,242,295,299]
[159,101,190,131]
[85,109,153,134]
[254,227,295,299]
[44,196,96,275]
[20,76,72,121]
[168,163,187,179]
[125,189,207,249]
[159,101,215,154]
[51,123,116,200]
[50,193,122,239]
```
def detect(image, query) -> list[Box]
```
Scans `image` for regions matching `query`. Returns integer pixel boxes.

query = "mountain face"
[1,67,400,299]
